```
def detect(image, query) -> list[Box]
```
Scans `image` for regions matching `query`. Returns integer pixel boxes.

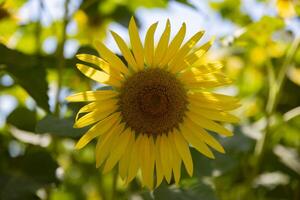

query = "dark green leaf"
[6,107,37,132]
[0,147,59,200]
[190,182,217,200]
[0,44,50,111]
[153,182,216,200]
[35,115,87,138]
[10,147,59,184]
[0,174,40,200]
[174,0,196,9]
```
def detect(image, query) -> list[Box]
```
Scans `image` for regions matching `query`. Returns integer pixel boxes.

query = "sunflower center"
[119,68,188,135]
[139,86,168,116]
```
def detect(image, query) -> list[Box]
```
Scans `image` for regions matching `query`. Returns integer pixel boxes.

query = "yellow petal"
[76,54,121,79]
[189,99,239,114]
[155,135,164,187]
[95,123,125,168]
[153,20,171,67]
[180,73,232,89]
[188,105,239,123]
[103,128,132,174]
[144,22,158,67]
[180,123,215,159]
[160,23,186,67]
[75,99,118,121]
[178,62,223,79]
[184,118,225,153]
[184,38,213,66]
[119,130,135,179]
[94,40,129,75]
[189,91,239,103]
[66,90,118,102]
[169,132,182,185]
[126,135,141,183]
[171,129,193,176]
[168,30,205,73]
[129,17,144,70]
[188,92,240,111]
[160,134,172,183]
[186,111,233,137]
[76,64,121,87]
[140,135,154,188]
[74,102,118,128]
[148,136,155,189]
[194,62,223,73]
[139,135,147,187]
[143,135,155,189]
[110,31,138,72]
[75,112,121,149]
[185,80,231,89]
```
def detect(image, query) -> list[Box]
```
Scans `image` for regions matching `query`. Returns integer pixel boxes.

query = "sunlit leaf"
[236,16,284,46]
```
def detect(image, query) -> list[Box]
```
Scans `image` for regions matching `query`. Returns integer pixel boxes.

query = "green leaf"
[210,0,251,25]
[127,0,168,10]
[175,0,196,9]
[0,44,50,112]
[219,127,254,153]
[140,191,154,200]
[236,16,284,46]
[189,182,217,200]
[189,148,214,177]
[0,147,58,200]
[154,183,192,200]
[50,189,76,200]
[6,107,37,132]
[10,147,59,184]
[153,182,217,200]
[35,115,87,138]
[0,174,40,200]
[214,127,255,173]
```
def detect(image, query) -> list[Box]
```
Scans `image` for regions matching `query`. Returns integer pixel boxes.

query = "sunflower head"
[119,67,188,136]
[67,17,240,189]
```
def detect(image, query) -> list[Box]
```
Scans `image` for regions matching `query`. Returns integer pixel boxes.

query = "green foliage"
[210,0,251,25]
[11,148,59,184]
[236,16,285,46]
[7,107,37,132]
[0,146,58,200]
[36,115,87,138]
[0,44,50,112]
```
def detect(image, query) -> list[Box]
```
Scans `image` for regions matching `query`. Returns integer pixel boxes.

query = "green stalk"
[254,60,276,157]
[255,36,300,167]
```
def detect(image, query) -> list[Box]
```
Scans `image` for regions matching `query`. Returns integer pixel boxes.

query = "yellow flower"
[67,17,240,189]
[276,0,297,18]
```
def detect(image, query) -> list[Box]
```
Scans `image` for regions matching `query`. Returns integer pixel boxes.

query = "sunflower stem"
[54,0,70,116]
[254,60,275,157]
[254,35,300,168]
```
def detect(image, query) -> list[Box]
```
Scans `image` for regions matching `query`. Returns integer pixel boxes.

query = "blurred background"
[0,0,300,199]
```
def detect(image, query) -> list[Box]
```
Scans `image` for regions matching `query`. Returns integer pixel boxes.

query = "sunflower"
[67,17,240,189]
